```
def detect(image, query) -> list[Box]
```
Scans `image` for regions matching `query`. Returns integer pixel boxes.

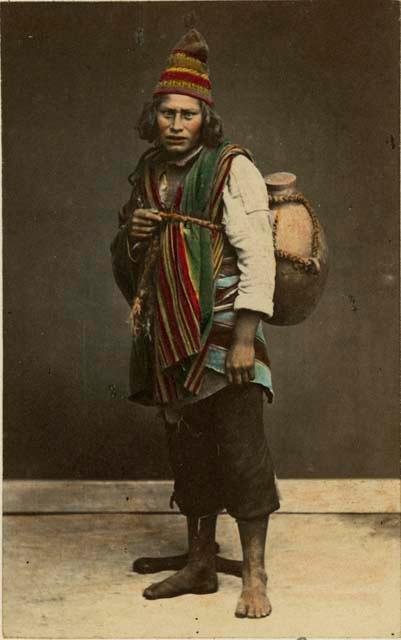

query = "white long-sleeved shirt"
[221,154,275,318]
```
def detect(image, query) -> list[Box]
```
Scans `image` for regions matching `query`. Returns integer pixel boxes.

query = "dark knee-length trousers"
[165,383,280,520]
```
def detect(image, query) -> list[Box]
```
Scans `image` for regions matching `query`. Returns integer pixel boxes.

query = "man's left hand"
[225,340,256,385]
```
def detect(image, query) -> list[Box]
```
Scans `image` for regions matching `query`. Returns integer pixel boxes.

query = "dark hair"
[135,94,224,147]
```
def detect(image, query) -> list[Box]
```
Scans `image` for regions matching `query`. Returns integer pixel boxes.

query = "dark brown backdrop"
[2,0,399,479]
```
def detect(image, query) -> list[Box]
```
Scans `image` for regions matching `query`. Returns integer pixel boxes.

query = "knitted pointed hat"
[153,29,213,105]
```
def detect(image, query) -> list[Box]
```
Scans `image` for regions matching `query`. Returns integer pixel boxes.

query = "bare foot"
[143,564,218,600]
[235,569,272,618]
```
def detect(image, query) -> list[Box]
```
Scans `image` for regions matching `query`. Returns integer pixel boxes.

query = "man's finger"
[135,209,162,222]
[232,368,242,385]
[241,369,250,384]
[224,356,233,384]
[133,218,156,227]
[131,222,157,232]
[130,225,154,235]
[249,365,256,381]
[129,228,153,238]
[129,233,150,240]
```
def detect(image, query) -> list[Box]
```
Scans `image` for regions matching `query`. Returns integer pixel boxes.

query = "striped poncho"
[112,141,272,406]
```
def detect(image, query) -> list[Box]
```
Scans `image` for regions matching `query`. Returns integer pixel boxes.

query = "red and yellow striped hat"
[153,29,213,106]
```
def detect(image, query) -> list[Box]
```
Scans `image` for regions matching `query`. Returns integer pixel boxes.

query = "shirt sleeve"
[222,154,276,319]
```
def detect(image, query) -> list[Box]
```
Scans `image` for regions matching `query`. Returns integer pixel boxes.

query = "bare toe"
[264,596,272,616]
[235,598,248,618]
[143,585,156,599]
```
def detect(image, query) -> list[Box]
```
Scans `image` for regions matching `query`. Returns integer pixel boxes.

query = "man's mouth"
[166,136,187,142]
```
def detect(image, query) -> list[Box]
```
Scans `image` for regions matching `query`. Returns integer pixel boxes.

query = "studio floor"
[3,510,401,639]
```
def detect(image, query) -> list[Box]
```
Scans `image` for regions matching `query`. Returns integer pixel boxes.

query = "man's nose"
[170,113,184,132]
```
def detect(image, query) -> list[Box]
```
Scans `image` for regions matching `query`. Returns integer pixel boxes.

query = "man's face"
[156,94,203,157]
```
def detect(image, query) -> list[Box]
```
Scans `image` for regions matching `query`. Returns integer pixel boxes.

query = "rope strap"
[159,211,223,232]
[268,192,321,273]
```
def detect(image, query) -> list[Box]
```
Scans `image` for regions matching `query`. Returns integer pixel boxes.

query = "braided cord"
[269,192,321,273]
[158,210,223,232]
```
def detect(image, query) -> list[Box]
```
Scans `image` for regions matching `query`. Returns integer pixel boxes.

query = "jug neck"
[265,171,297,196]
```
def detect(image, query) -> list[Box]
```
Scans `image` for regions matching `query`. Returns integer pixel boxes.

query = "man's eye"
[184,113,194,120]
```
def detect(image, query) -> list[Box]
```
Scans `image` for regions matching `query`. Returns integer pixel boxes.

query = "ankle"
[188,550,216,570]
[189,549,215,570]
[242,564,267,583]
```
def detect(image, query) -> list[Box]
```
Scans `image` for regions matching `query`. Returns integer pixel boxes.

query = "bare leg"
[235,516,272,619]
[133,517,204,574]
[142,515,218,599]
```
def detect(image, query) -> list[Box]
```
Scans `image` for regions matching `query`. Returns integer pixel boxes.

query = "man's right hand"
[129,208,162,241]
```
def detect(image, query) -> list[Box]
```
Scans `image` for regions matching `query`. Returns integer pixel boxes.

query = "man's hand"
[225,309,261,385]
[129,208,162,241]
[225,340,256,385]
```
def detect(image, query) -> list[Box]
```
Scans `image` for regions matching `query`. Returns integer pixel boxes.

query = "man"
[111,29,280,619]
